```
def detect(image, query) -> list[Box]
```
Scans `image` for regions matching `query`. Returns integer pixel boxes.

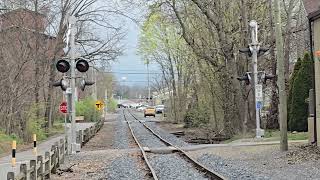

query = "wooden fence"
[6,120,104,180]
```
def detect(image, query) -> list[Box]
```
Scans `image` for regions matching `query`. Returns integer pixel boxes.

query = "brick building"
[0,8,59,136]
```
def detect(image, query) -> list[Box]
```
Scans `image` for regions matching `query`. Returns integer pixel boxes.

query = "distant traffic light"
[79,79,94,91]
[76,59,89,72]
[56,60,70,73]
[52,79,68,91]
[237,72,251,85]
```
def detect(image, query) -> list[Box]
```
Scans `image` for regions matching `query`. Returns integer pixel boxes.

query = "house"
[303,0,320,145]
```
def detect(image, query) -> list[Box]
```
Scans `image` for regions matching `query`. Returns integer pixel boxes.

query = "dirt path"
[52,113,150,180]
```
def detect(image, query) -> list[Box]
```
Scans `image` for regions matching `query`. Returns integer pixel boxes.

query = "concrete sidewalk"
[0,123,94,178]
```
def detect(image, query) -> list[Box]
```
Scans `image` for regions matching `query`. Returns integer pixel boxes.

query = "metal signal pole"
[69,15,77,154]
[249,20,264,138]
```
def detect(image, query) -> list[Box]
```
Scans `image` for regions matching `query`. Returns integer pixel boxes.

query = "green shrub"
[287,58,302,122]
[0,129,22,155]
[26,105,47,141]
[184,106,210,127]
[288,53,313,131]
[107,99,117,112]
[76,97,102,122]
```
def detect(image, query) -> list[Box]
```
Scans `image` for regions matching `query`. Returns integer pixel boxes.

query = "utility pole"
[69,15,77,154]
[91,63,97,100]
[104,88,108,118]
[275,0,288,151]
[250,20,264,138]
[147,61,151,105]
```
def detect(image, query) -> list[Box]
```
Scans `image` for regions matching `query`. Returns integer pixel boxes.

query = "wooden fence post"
[7,172,14,180]
[65,137,68,154]
[30,160,36,180]
[37,155,43,180]
[45,151,51,179]
[79,130,83,146]
[54,142,60,168]
[60,139,65,164]
[51,145,57,174]
[20,163,27,180]
[76,131,80,144]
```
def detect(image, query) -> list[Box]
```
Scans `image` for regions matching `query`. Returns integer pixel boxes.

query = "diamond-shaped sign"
[95,100,104,111]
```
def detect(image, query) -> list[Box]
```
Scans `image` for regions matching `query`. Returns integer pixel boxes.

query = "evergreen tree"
[287,57,302,130]
[288,53,313,131]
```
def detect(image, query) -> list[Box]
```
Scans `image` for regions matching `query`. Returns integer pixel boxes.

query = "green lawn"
[264,130,308,141]
[0,123,64,156]
[0,131,22,155]
[223,130,308,144]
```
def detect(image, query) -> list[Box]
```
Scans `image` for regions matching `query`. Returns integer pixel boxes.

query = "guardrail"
[6,119,104,180]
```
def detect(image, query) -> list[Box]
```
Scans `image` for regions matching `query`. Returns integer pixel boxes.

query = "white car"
[137,106,147,112]
[155,105,164,114]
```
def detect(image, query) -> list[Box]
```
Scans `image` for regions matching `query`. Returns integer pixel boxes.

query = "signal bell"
[56,60,70,73]
[52,79,68,91]
[237,72,251,85]
[80,79,95,91]
[76,59,90,72]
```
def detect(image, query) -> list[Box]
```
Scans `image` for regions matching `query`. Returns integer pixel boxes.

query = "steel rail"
[127,109,226,180]
[122,110,159,180]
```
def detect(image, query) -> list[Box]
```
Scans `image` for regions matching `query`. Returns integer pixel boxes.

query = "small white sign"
[66,88,72,94]
[255,84,263,102]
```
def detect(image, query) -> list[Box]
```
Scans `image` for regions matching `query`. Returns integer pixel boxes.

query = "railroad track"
[123,109,226,180]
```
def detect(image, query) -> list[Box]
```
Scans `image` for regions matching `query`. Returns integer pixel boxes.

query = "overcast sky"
[110,7,160,87]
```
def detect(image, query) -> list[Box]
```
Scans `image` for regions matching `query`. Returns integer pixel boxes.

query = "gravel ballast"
[194,145,320,180]
[144,121,190,147]
[198,154,267,180]
[105,154,151,180]
[52,112,150,179]
[128,118,167,148]
[130,111,190,147]
[149,153,208,180]
[126,111,212,180]
[112,114,131,149]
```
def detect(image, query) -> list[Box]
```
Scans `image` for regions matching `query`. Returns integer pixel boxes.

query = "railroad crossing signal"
[53,58,94,92]
[95,100,104,111]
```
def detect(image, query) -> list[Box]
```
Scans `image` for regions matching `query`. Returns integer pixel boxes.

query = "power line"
[105,72,162,74]
[103,72,178,75]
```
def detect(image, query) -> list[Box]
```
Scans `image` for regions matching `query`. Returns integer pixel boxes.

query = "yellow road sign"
[95,100,104,111]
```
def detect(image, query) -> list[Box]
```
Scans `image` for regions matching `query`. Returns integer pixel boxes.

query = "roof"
[303,0,320,20]
[0,25,56,39]
[0,8,45,18]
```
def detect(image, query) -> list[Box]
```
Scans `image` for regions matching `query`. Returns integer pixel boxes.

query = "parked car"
[155,105,165,114]
[144,107,156,117]
[137,105,147,112]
